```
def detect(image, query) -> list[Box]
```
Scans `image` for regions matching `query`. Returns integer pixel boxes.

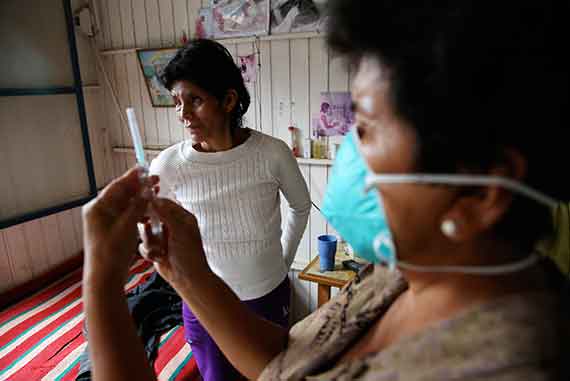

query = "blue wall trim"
[0,0,98,229]
[63,0,97,196]
[0,87,76,96]
[0,196,96,229]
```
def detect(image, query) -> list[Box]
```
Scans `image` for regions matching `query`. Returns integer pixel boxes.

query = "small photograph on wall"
[137,48,178,107]
[270,0,323,34]
[238,53,257,83]
[196,7,214,39]
[313,92,354,137]
[211,0,270,38]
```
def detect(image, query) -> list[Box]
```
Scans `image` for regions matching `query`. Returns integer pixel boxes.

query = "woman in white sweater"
[144,39,311,381]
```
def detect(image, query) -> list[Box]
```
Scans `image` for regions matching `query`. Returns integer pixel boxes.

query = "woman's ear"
[441,149,527,242]
[223,89,239,114]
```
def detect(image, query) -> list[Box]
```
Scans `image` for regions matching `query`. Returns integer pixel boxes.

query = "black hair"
[160,39,251,130]
[327,0,570,251]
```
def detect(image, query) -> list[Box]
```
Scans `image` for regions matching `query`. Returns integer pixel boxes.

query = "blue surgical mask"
[322,131,396,269]
[322,129,558,275]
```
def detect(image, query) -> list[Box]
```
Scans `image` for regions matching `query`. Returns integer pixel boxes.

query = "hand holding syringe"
[126,107,162,236]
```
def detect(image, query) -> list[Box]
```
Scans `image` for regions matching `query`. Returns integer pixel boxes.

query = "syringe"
[126,107,162,236]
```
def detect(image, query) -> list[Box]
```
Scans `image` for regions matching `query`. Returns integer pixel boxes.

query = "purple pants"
[182,276,290,381]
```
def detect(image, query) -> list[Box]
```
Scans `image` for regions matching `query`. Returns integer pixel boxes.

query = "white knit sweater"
[149,130,311,300]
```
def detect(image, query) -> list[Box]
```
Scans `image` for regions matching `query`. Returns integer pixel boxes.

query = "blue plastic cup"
[318,234,338,272]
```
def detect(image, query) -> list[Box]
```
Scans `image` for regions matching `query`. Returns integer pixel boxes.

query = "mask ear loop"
[365,174,558,209]
[397,254,540,275]
[352,135,558,275]
[373,231,396,271]
[364,174,554,275]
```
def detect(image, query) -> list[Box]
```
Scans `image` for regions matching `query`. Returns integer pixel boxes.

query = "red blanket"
[0,260,199,381]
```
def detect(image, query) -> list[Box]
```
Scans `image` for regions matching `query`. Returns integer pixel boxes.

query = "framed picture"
[211,0,270,38]
[270,0,323,34]
[312,92,355,137]
[136,48,178,107]
[238,53,257,83]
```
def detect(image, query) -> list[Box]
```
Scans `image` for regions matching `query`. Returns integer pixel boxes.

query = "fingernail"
[137,222,145,236]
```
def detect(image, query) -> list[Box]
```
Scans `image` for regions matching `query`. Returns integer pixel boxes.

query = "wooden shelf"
[113,146,333,166]
[82,84,101,91]
[100,31,324,56]
[297,158,333,166]
[113,146,165,155]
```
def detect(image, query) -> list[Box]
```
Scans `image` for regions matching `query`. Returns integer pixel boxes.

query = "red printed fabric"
[0,260,198,381]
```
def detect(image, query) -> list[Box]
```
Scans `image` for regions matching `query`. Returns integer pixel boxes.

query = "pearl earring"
[441,219,457,238]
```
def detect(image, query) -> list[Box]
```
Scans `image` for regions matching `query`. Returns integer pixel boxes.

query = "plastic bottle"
[303,138,312,158]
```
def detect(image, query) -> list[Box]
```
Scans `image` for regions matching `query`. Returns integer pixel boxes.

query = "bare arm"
[272,140,311,269]
[83,278,156,381]
[141,198,289,380]
[82,168,157,381]
[82,169,287,381]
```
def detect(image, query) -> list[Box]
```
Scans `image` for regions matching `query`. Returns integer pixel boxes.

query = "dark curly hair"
[326,0,570,251]
[159,39,251,130]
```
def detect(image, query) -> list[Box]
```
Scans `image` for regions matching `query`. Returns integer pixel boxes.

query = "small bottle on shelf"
[313,138,322,159]
[288,125,300,157]
[330,143,339,160]
[317,136,327,159]
[303,138,312,158]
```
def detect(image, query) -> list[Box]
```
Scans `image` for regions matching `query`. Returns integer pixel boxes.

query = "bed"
[0,259,200,381]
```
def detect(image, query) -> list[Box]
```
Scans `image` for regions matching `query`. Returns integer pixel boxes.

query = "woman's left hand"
[82,167,158,288]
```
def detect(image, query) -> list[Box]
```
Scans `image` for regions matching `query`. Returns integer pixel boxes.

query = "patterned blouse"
[260,261,569,380]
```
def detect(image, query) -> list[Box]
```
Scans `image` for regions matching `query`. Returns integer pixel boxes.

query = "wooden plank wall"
[0,0,111,294]
[94,0,349,321]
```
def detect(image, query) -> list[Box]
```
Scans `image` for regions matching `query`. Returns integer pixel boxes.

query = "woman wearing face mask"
[82,1,569,380]
[143,39,311,381]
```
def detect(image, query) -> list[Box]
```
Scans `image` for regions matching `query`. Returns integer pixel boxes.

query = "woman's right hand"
[138,198,212,289]
[140,200,288,381]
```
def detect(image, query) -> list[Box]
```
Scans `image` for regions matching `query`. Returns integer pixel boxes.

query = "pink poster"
[313,92,354,137]
[238,54,257,83]
[195,8,214,39]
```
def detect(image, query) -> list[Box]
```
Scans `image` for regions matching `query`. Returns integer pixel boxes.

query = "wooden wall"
[92,0,349,322]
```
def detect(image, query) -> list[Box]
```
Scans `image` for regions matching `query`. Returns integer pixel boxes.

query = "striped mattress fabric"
[0,260,199,381]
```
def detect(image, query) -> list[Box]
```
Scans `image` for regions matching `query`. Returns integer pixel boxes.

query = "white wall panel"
[1,206,85,293]
[236,42,258,130]
[22,219,49,277]
[290,39,310,146]
[41,213,67,268]
[259,40,273,135]
[270,40,291,146]
[0,232,14,293]
[3,226,33,286]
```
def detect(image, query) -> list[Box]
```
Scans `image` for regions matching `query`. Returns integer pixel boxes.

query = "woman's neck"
[198,127,249,153]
